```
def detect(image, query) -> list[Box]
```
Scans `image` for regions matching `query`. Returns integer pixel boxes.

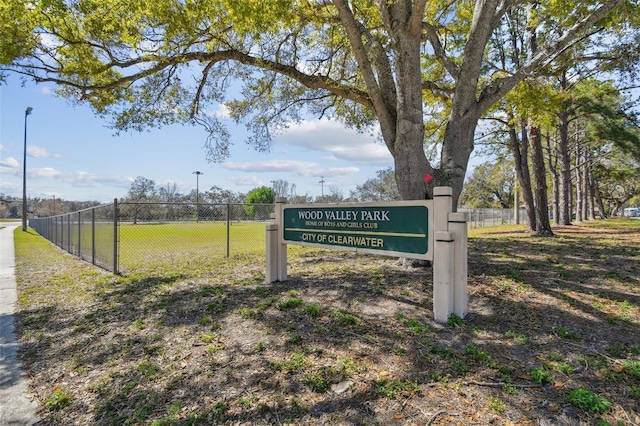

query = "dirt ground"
[14,222,640,425]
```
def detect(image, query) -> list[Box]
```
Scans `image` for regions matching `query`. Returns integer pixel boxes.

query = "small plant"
[199,315,212,325]
[198,333,216,344]
[338,357,361,376]
[131,318,146,331]
[393,347,406,356]
[304,304,321,318]
[447,313,463,326]
[488,395,506,413]
[45,387,73,411]
[201,286,224,297]
[138,359,161,380]
[547,351,563,362]
[254,286,270,297]
[211,401,228,419]
[428,345,456,359]
[304,367,336,393]
[555,362,575,375]
[167,400,182,416]
[257,296,279,313]
[451,361,469,375]
[330,309,359,326]
[375,379,420,399]
[465,344,491,366]
[530,367,553,385]
[206,300,226,313]
[565,388,611,413]
[287,334,303,345]
[502,383,518,395]
[605,342,626,357]
[269,352,309,373]
[621,360,640,379]
[396,313,431,334]
[504,330,531,344]
[279,297,304,310]
[234,307,255,319]
[555,326,579,340]
[254,341,267,352]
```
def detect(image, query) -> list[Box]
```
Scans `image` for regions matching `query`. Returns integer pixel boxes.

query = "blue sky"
[1,80,400,203]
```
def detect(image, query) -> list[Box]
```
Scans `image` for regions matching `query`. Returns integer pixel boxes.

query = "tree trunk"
[583,150,593,220]
[377,4,433,204]
[509,121,536,232]
[545,130,560,225]
[528,120,554,236]
[594,182,607,218]
[438,113,479,208]
[557,110,573,225]
[523,9,551,235]
[574,141,583,223]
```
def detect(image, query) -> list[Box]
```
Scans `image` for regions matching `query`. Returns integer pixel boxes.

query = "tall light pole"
[22,107,33,231]
[193,171,203,222]
[319,177,325,200]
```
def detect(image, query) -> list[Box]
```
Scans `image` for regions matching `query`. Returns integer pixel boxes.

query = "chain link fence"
[459,207,528,229]
[30,201,275,274]
[117,202,274,273]
[29,204,116,272]
[30,202,524,274]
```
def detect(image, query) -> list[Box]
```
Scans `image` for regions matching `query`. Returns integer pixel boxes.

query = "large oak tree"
[2,0,634,204]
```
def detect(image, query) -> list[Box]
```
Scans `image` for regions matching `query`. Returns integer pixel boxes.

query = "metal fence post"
[77,211,82,257]
[113,198,119,275]
[226,203,231,258]
[67,214,71,253]
[92,207,96,266]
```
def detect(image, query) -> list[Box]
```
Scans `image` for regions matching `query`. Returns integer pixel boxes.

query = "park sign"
[282,201,433,260]
[266,188,468,323]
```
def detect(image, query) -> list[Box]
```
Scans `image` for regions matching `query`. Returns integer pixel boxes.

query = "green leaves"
[0,0,39,65]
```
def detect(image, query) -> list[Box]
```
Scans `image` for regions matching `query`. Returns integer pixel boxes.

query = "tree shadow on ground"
[15,225,640,425]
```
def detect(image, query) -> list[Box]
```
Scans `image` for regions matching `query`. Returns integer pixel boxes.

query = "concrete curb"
[0,225,40,425]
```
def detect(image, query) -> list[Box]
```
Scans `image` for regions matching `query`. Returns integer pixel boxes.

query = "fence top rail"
[31,203,113,219]
[118,202,275,207]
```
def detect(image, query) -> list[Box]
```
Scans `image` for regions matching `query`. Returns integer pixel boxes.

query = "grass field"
[118,221,268,272]
[13,218,640,425]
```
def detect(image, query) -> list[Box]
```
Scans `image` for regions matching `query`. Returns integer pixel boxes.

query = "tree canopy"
[3,0,637,205]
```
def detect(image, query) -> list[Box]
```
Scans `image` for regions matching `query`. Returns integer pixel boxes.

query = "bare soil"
[14,221,640,425]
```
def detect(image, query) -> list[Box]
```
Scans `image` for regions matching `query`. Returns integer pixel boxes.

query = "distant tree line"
[0,193,102,219]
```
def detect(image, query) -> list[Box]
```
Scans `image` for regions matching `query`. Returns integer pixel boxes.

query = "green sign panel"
[282,201,433,260]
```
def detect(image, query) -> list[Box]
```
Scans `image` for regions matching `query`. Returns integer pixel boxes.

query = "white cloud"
[27,167,132,188]
[227,175,264,187]
[0,181,20,193]
[27,145,61,158]
[223,159,320,174]
[0,144,5,152]
[0,156,20,169]
[275,119,392,166]
[30,167,62,179]
[213,103,231,118]
[222,158,361,180]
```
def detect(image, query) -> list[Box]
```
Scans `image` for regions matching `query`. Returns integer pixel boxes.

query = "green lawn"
[118,221,269,272]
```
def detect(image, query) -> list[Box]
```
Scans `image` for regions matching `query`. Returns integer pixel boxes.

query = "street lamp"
[22,107,33,231]
[193,171,203,222]
[319,177,325,199]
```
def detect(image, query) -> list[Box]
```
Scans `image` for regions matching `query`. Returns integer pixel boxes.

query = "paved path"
[0,225,40,425]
